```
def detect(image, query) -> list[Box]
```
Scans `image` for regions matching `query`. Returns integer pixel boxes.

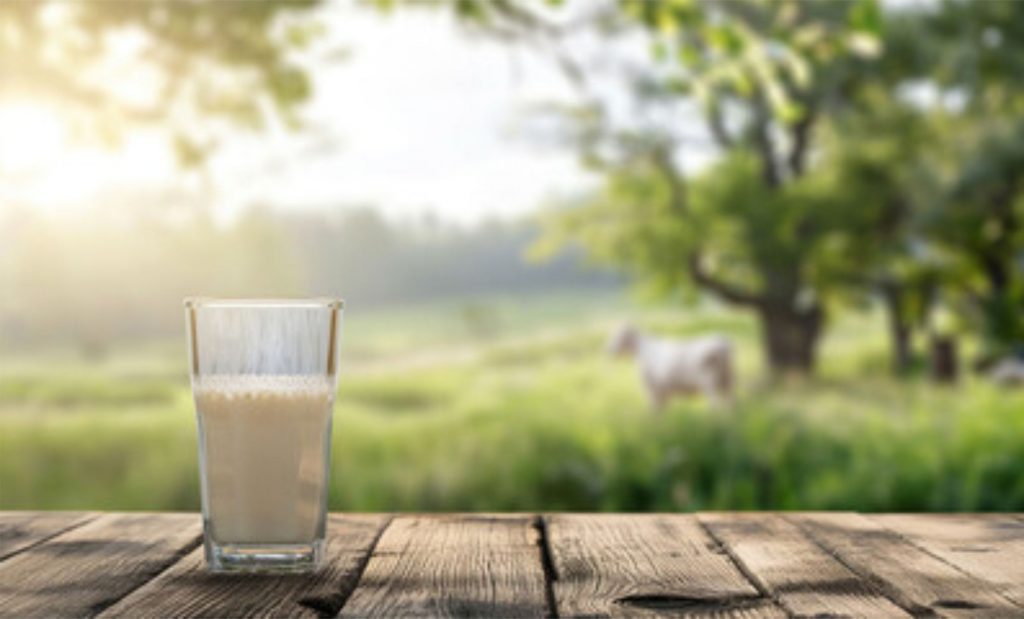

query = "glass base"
[205,539,324,573]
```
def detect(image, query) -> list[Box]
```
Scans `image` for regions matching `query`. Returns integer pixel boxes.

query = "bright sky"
[0,4,607,225]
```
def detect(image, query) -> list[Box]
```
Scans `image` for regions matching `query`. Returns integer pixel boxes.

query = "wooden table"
[1,513,1022,618]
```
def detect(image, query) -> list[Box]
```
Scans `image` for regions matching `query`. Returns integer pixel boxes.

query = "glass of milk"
[184,298,342,572]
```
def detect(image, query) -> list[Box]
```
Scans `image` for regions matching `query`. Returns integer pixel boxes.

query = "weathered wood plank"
[339,515,549,618]
[546,514,784,618]
[792,512,1024,618]
[1,512,1023,619]
[99,514,389,619]
[0,512,201,619]
[872,514,1024,607]
[700,513,909,618]
[0,512,96,561]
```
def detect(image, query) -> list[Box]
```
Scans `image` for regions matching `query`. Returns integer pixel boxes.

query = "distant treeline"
[282,209,619,304]
[0,206,619,349]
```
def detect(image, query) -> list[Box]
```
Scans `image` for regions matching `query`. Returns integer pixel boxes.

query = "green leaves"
[843,0,885,58]
[266,65,312,116]
[848,0,883,36]
[523,0,899,318]
[172,133,214,169]
[629,0,889,133]
[0,1,324,165]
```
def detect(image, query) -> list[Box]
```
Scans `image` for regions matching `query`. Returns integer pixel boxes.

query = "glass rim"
[184,297,343,310]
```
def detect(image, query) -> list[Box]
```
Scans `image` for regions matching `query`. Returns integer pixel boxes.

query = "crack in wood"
[933,599,982,610]
[328,515,393,618]
[531,515,559,619]
[694,516,790,617]
[948,545,994,553]
[614,592,770,612]
[296,594,341,618]
[773,578,881,596]
[784,516,940,619]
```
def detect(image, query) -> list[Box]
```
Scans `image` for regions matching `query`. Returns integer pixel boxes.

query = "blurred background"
[1,0,1022,512]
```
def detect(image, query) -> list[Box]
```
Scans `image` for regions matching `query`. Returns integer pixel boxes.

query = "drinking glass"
[185,298,342,572]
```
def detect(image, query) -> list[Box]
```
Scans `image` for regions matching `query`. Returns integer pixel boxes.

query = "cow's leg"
[651,390,668,413]
[701,375,731,408]
[701,347,735,409]
[717,353,735,407]
[644,381,667,413]
[640,367,666,413]
[700,380,722,408]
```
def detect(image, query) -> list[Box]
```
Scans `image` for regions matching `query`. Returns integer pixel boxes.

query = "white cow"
[608,324,734,411]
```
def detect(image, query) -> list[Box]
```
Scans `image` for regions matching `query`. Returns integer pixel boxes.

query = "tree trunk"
[758,303,823,375]
[929,335,959,384]
[881,282,914,375]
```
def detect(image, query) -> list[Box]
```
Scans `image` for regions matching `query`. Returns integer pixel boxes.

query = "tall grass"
[2,295,1022,512]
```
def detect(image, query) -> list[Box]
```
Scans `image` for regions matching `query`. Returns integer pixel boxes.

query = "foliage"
[931,121,1024,352]
[625,0,884,126]
[0,1,324,164]
[886,0,1024,356]
[904,0,1024,116]
[537,147,886,306]
[441,0,1024,371]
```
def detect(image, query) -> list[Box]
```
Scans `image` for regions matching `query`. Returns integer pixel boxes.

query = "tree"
[935,121,1024,358]
[887,0,1024,361]
[814,96,947,374]
[450,0,888,375]
[0,1,324,165]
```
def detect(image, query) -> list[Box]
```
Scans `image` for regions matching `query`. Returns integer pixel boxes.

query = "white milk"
[194,375,334,545]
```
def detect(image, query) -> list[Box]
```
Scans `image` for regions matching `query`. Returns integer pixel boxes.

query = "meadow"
[2,290,1022,513]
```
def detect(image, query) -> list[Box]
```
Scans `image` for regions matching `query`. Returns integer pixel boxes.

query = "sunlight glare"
[0,102,66,175]
[0,100,175,212]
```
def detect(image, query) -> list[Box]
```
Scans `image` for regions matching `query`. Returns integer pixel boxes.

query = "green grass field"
[2,290,1022,512]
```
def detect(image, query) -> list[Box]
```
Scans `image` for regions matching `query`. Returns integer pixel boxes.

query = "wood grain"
[872,514,1024,607]
[339,515,549,618]
[546,514,784,618]
[0,512,95,561]
[700,513,909,618]
[2,512,1024,619]
[98,514,388,619]
[0,512,201,618]
[792,512,1024,618]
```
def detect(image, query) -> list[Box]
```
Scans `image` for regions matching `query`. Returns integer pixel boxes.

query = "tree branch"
[705,99,735,150]
[687,252,764,307]
[750,88,781,188]
[647,142,762,306]
[788,101,817,177]
[650,145,688,216]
